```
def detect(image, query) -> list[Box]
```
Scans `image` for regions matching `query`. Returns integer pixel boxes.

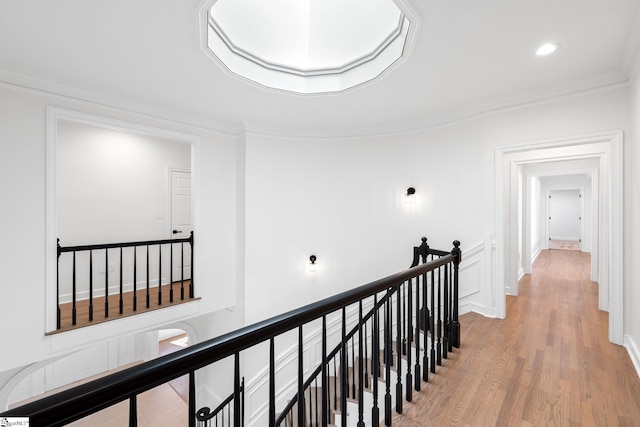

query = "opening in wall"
[46,108,198,333]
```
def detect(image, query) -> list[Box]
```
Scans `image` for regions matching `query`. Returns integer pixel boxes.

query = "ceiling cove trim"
[0,68,244,136]
[198,0,421,95]
[244,76,631,140]
[208,13,408,77]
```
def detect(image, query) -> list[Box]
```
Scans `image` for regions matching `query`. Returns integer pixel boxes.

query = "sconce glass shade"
[308,255,318,272]
[404,187,416,204]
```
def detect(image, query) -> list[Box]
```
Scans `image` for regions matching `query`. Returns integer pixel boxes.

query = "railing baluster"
[170,242,174,303]
[89,250,94,321]
[189,370,196,427]
[297,325,304,427]
[372,293,380,425]
[437,266,442,366]
[364,318,369,389]
[146,245,150,308]
[351,335,356,399]
[119,247,124,314]
[341,307,347,427]
[129,394,137,427]
[181,241,185,300]
[269,337,276,427]
[422,271,429,382]
[105,248,109,317]
[430,267,436,373]
[396,282,403,414]
[234,353,240,427]
[414,274,421,391]
[56,239,61,330]
[443,263,449,359]
[321,316,327,427]
[451,240,461,348]
[133,247,137,312]
[384,289,392,426]
[406,277,413,401]
[72,251,77,325]
[190,231,194,298]
[357,300,364,427]
[158,244,162,305]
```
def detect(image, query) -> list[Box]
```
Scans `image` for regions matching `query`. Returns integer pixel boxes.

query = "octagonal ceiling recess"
[205,0,413,94]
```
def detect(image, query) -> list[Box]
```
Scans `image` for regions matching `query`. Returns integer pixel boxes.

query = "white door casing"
[495,131,623,345]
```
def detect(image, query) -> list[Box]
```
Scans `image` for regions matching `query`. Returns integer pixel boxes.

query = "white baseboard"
[624,334,640,378]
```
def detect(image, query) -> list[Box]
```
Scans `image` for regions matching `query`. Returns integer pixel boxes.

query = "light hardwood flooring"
[549,240,581,251]
[50,281,197,334]
[65,335,189,426]
[393,249,640,426]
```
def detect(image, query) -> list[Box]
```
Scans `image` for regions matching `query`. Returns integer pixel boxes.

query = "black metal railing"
[274,237,460,426]
[197,377,244,427]
[55,231,194,330]
[3,237,460,427]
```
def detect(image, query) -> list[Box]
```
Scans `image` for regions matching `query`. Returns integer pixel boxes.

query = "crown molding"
[244,72,631,140]
[0,68,244,136]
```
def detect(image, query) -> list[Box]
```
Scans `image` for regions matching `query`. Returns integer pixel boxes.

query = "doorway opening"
[495,131,623,344]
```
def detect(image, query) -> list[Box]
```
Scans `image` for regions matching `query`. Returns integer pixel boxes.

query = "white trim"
[495,131,624,344]
[624,335,640,378]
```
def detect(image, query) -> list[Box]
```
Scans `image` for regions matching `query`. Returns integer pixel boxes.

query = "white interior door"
[171,170,191,281]
[549,189,581,242]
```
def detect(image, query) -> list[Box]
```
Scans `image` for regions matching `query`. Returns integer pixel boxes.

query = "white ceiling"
[1,0,639,137]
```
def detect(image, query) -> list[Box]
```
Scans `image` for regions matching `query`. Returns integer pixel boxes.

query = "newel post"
[57,238,61,330]
[450,240,461,348]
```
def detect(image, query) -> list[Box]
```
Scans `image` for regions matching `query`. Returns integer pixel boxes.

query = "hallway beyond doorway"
[393,249,640,425]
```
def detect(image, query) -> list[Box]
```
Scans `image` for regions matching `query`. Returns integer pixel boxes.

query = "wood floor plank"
[393,249,640,426]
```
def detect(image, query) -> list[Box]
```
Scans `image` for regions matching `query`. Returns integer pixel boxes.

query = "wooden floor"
[65,335,189,426]
[393,249,640,426]
[51,280,197,334]
[549,240,581,251]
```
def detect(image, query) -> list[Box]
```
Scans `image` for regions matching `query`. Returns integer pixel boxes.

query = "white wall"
[57,120,191,245]
[626,66,640,374]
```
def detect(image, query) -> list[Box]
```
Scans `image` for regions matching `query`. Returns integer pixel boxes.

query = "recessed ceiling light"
[536,43,559,56]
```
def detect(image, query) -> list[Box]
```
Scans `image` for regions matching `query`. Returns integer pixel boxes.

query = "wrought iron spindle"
[297,325,304,427]
[119,247,124,314]
[372,293,380,425]
[321,315,327,427]
[406,277,413,401]
[269,337,276,426]
[133,247,137,312]
[395,282,403,414]
[146,245,150,308]
[437,266,442,367]
[357,300,365,427]
[72,251,77,325]
[89,250,94,321]
[170,242,174,303]
[341,307,347,427]
[384,289,392,426]
[181,241,185,300]
[105,249,109,317]
[129,394,137,427]
[158,244,162,305]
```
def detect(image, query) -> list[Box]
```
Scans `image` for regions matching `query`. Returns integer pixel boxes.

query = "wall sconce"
[404,187,416,204]
[308,255,318,273]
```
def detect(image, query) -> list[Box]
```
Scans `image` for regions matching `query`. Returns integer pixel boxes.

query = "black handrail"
[4,238,460,426]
